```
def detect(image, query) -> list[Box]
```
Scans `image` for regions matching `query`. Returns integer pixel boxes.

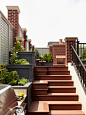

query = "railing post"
[64,37,77,65]
[77,38,79,56]
[0,13,1,64]
[71,46,73,65]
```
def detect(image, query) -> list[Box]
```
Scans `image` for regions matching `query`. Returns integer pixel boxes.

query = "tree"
[47,52,53,62]
[43,53,48,62]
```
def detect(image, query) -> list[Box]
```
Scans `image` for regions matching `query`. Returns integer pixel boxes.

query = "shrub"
[8,80,17,85]
[14,59,30,65]
[43,53,48,62]
[47,52,53,62]
[18,78,29,85]
[14,40,25,52]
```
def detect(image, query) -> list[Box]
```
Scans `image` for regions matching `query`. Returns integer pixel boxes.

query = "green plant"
[0,64,29,86]
[47,52,53,62]
[43,53,48,62]
[0,68,10,83]
[8,80,17,85]
[18,78,29,86]
[0,67,19,84]
[14,41,25,52]
[34,48,40,57]
[14,59,30,65]
[8,71,19,82]
[9,52,18,64]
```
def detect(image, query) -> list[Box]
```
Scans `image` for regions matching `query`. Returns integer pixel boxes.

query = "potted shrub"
[37,52,53,66]
[9,41,36,65]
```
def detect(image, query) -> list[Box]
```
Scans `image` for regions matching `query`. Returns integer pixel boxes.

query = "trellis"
[0,11,14,64]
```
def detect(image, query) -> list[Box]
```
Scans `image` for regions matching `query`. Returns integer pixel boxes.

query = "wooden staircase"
[27,66,85,115]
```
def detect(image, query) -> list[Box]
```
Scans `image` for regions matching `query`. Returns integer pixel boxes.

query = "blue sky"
[0,0,86,47]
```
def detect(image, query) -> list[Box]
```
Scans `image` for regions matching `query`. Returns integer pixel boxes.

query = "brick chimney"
[6,6,20,43]
[59,39,62,44]
[22,28,27,50]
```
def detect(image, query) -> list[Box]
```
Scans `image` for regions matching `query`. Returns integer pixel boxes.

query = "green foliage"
[0,69,19,84]
[0,68,10,83]
[10,46,29,64]
[14,59,30,65]
[14,41,25,52]
[34,48,40,57]
[43,53,48,62]
[8,80,17,85]
[0,64,29,86]
[18,78,29,86]
[81,58,86,61]
[9,52,18,64]
[9,40,25,64]
[47,52,53,62]
[81,47,86,59]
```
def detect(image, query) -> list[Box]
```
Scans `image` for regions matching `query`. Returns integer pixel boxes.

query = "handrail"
[71,45,86,93]
[71,45,86,71]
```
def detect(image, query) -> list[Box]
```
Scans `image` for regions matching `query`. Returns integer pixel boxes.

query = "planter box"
[6,64,34,82]
[9,51,36,66]
[36,62,53,66]
[12,82,32,112]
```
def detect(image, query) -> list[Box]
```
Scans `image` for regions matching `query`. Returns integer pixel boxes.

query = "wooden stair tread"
[48,93,78,96]
[40,101,81,105]
[33,93,78,96]
[33,80,48,84]
[49,110,85,115]
[33,80,73,84]
[35,75,71,76]
[35,70,69,72]
[28,101,49,113]
[48,86,75,88]
[47,80,73,82]
[32,89,48,90]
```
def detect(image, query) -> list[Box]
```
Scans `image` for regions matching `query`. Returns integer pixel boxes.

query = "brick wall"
[8,10,19,44]
[65,37,77,64]
[49,46,53,56]
[53,44,66,64]
[32,45,34,51]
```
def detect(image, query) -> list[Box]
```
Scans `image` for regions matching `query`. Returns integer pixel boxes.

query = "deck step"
[49,110,85,115]
[32,84,47,89]
[47,101,81,110]
[32,93,78,101]
[47,70,70,75]
[32,89,48,95]
[35,70,47,75]
[35,75,71,80]
[35,66,68,71]
[28,101,49,115]
[47,67,68,71]
[48,86,76,93]
[48,80,73,86]
[33,80,73,86]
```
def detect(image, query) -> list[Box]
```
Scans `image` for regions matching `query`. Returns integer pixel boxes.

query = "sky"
[0,0,86,47]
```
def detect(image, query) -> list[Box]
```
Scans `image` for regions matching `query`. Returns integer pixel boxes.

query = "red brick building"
[49,38,77,66]
[6,6,33,51]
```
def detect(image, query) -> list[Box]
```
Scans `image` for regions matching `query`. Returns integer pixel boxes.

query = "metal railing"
[71,45,86,93]
[76,39,86,61]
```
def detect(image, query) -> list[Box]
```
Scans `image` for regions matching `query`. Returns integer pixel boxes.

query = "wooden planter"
[6,64,34,82]
[9,51,36,66]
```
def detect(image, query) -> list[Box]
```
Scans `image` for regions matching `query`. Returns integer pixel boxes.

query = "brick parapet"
[53,44,66,65]
[64,37,77,64]
[49,45,53,56]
